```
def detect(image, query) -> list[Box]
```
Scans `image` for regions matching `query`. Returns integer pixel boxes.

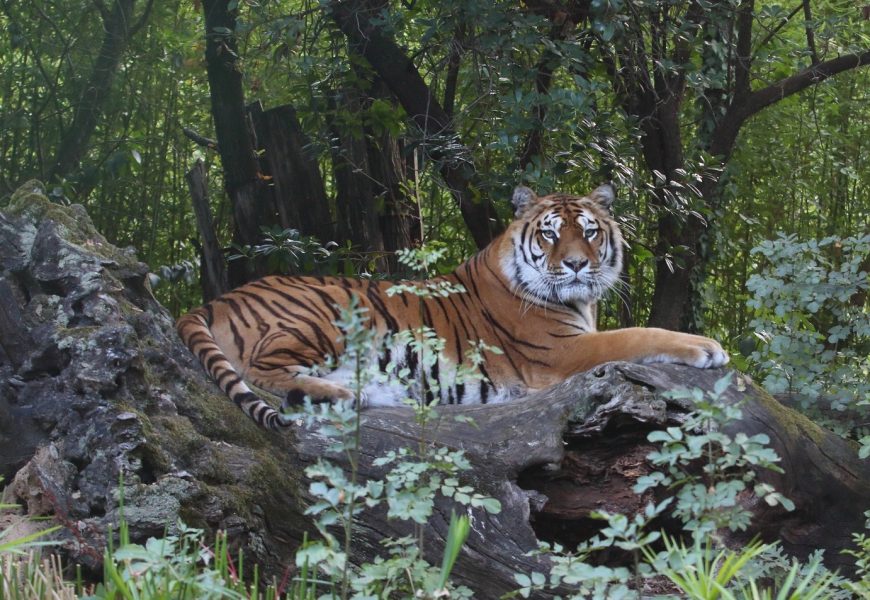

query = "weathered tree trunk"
[185,160,228,302]
[366,127,421,272]
[247,102,334,245]
[327,93,385,258]
[1,183,868,597]
[201,0,272,288]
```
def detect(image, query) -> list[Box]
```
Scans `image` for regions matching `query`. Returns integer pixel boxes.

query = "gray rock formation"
[0,182,304,576]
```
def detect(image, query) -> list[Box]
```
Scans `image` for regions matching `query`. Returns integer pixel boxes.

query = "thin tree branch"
[711,50,870,157]
[131,0,155,35]
[802,0,819,65]
[753,2,802,56]
[442,25,465,118]
[183,127,219,150]
[734,0,754,99]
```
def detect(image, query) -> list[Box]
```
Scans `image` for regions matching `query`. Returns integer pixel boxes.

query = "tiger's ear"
[511,186,538,217]
[588,184,616,211]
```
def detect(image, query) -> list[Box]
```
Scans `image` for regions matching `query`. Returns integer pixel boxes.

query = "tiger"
[176,184,728,431]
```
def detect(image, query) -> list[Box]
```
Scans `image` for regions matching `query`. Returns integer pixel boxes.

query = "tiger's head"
[502,185,624,305]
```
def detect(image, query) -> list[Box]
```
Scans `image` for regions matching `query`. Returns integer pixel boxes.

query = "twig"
[183,127,219,151]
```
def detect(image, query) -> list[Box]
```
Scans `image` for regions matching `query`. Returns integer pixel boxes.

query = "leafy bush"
[745,233,870,412]
[634,374,793,538]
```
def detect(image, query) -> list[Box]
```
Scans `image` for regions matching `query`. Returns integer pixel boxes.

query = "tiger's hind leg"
[244,364,356,409]
[282,375,356,407]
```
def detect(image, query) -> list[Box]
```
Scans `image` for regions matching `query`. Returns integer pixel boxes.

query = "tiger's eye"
[585,228,598,240]
[541,230,557,241]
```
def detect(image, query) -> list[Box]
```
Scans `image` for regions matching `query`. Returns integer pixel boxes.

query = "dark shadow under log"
[1,183,868,598]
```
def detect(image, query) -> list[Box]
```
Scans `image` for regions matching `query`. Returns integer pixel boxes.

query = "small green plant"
[644,535,770,600]
[229,226,336,274]
[634,374,794,538]
[288,245,502,599]
[86,520,244,600]
[843,524,870,598]
[645,536,842,600]
[80,514,322,600]
[510,501,673,599]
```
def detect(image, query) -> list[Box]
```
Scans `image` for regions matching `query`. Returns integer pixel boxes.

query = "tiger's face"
[504,185,623,305]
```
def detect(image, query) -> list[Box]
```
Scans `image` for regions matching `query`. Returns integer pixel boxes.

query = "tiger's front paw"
[686,336,729,368]
[641,332,729,369]
[672,334,729,369]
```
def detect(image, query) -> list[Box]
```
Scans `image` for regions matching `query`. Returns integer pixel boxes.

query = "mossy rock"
[4,180,136,266]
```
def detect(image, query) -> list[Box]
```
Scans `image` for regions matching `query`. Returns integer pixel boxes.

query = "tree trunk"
[247,102,334,245]
[329,0,504,249]
[366,127,421,271]
[201,0,271,288]
[327,94,385,258]
[185,160,228,303]
[2,182,868,596]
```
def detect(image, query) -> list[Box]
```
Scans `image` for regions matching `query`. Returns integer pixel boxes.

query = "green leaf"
[437,510,471,588]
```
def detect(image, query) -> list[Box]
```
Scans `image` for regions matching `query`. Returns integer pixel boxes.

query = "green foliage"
[844,534,870,598]
[229,227,336,275]
[635,375,794,538]
[645,536,770,600]
[510,502,671,599]
[80,518,322,599]
[86,521,245,600]
[745,233,870,412]
[647,536,844,600]
[510,376,820,599]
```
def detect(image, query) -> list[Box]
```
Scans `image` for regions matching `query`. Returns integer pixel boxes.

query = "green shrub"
[745,233,869,412]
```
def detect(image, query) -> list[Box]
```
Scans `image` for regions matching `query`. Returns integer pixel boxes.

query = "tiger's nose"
[562,258,588,273]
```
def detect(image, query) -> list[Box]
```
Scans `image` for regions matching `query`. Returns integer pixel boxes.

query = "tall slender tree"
[49,0,154,181]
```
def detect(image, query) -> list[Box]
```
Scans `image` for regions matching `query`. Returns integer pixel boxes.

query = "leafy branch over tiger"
[177,185,728,430]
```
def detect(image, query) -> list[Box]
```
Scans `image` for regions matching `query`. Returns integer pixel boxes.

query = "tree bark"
[366,127,421,271]
[201,0,271,288]
[327,93,385,257]
[247,101,334,245]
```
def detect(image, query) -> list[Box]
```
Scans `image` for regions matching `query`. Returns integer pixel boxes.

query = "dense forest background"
[1,0,867,416]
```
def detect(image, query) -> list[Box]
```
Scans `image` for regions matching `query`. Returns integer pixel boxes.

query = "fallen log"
[0,182,867,598]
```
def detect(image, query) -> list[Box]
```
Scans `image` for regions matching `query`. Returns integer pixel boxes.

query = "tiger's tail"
[176,308,289,431]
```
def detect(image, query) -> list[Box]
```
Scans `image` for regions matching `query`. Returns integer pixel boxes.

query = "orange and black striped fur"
[177,185,728,430]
